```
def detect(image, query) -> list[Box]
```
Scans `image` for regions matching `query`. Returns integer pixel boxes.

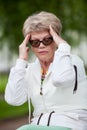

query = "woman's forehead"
[30,31,51,39]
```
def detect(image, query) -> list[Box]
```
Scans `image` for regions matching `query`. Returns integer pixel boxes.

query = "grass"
[0,100,28,120]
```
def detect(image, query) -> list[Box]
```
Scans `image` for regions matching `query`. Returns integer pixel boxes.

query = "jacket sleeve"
[52,43,76,87]
[5,59,29,106]
[52,43,87,88]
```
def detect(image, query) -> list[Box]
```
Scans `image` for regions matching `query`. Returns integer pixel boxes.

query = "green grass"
[0,100,28,120]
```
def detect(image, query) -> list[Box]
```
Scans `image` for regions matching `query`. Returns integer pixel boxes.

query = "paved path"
[0,116,28,130]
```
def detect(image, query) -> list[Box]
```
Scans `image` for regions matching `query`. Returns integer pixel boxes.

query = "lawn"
[0,100,28,120]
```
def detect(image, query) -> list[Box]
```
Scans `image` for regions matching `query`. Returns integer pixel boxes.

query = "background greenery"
[0,0,87,121]
[0,0,87,52]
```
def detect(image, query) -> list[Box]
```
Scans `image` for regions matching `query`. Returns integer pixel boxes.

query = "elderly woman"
[5,11,87,130]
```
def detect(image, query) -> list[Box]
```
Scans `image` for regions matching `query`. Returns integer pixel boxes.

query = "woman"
[5,11,87,130]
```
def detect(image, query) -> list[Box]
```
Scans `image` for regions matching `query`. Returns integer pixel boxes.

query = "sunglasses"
[29,36,53,47]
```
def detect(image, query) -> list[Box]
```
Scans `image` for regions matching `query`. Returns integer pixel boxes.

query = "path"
[0,116,28,130]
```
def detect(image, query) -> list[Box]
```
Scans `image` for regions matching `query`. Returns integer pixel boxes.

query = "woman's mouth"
[38,51,48,55]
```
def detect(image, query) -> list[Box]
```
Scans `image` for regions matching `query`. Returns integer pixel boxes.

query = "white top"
[5,43,87,127]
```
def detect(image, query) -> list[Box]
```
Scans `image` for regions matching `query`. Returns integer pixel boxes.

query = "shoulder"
[71,54,84,66]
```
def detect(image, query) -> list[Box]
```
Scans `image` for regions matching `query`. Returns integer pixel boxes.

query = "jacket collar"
[32,58,53,83]
[35,58,53,73]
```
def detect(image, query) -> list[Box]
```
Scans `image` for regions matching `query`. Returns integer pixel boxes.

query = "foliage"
[0,0,87,52]
[0,74,8,93]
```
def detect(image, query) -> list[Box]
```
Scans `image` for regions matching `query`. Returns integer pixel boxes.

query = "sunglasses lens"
[43,37,53,45]
[29,40,40,47]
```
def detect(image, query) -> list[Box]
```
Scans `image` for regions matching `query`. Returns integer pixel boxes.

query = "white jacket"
[5,43,87,118]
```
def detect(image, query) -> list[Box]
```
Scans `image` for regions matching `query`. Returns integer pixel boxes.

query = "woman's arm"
[5,34,30,106]
[49,25,75,87]
[5,59,29,106]
[49,25,86,87]
[52,43,75,87]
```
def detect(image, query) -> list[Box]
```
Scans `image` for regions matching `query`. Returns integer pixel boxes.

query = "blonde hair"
[22,11,62,37]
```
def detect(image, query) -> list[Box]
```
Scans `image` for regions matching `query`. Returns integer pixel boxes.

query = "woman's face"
[30,31,57,63]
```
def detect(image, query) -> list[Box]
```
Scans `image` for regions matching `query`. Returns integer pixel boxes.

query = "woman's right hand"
[49,25,67,47]
[19,34,30,61]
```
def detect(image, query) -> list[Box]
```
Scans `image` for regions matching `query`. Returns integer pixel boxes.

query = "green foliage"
[0,0,87,52]
[0,74,8,93]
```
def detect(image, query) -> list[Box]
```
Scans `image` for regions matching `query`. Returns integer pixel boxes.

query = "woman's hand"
[19,34,30,61]
[49,25,67,47]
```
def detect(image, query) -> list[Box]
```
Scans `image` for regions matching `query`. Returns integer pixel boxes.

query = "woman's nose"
[39,42,45,48]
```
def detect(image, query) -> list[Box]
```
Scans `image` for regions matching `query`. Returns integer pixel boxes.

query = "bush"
[0,74,8,93]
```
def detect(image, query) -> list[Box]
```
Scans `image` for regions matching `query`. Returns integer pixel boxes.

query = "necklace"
[40,69,47,95]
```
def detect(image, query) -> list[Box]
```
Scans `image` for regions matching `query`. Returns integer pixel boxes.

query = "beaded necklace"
[40,68,47,95]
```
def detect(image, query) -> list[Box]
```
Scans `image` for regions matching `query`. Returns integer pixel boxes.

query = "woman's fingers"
[49,25,66,46]
[49,25,59,46]
[19,34,30,60]
[22,34,30,46]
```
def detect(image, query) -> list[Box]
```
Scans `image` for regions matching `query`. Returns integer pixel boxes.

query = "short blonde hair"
[22,11,62,37]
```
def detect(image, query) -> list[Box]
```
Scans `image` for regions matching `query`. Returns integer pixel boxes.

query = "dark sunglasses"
[29,36,53,47]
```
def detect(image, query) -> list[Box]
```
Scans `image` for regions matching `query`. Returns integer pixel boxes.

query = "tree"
[0,0,87,52]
